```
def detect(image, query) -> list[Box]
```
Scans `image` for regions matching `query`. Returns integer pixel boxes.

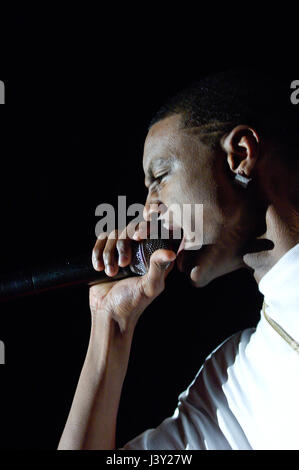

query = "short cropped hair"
[149,68,298,157]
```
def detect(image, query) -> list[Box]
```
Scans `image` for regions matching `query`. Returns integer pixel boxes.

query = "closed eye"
[153,173,168,185]
[145,170,169,189]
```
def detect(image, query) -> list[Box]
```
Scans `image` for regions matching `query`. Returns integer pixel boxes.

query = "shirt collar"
[258,243,299,343]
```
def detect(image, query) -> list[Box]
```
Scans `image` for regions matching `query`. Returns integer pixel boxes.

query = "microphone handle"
[0,254,134,301]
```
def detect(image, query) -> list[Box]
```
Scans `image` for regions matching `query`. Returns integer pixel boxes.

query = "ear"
[220,125,260,177]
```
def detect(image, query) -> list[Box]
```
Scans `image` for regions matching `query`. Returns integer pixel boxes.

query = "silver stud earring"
[234,171,252,189]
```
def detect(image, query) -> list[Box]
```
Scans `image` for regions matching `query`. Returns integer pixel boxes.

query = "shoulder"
[120,328,255,450]
[178,327,255,408]
[170,328,256,449]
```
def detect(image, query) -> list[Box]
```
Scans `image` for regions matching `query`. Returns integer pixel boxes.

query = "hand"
[90,223,176,333]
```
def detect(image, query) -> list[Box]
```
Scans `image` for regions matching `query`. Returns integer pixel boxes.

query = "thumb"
[141,249,176,298]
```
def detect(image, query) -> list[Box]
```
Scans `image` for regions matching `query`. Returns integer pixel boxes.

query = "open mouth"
[175,240,207,274]
[242,238,274,255]
[159,221,184,250]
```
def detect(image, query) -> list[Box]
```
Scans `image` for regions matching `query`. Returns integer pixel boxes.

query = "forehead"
[143,114,183,174]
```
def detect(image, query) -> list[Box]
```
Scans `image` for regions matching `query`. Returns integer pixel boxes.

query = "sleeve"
[119,331,248,450]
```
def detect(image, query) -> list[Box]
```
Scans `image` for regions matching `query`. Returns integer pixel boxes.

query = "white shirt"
[122,243,299,450]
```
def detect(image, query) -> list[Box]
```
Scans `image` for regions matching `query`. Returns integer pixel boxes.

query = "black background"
[0,9,297,450]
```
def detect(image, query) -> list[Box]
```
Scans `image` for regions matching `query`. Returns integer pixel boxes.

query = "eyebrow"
[145,156,176,176]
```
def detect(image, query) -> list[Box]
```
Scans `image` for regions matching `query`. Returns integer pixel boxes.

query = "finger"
[132,220,150,241]
[117,225,135,267]
[103,230,119,276]
[141,248,176,298]
[122,219,149,241]
[117,220,149,266]
[92,232,108,271]
[116,237,132,267]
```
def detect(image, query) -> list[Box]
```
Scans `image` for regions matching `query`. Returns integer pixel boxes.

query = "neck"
[244,157,299,282]
[261,204,299,274]
[258,241,299,344]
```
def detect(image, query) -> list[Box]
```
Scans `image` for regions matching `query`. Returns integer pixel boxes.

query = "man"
[58,69,299,450]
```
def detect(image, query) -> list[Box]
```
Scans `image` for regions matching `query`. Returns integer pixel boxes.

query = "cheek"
[178,175,225,242]
[201,207,223,243]
[178,174,222,224]
[160,178,186,204]
[165,173,202,205]
[160,180,221,242]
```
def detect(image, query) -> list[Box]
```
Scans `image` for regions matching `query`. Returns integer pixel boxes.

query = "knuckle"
[152,260,163,273]
[97,232,107,241]
[139,220,148,232]
[94,233,107,253]
[128,221,143,239]
[116,239,127,253]
[108,229,118,240]
[119,226,129,240]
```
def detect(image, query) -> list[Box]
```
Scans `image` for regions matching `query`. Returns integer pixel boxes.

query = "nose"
[143,197,167,222]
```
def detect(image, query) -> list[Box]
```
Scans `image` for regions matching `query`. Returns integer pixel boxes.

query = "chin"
[243,252,269,283]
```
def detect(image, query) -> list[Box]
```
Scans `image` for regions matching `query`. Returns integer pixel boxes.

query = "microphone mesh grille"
[130,239,173,276]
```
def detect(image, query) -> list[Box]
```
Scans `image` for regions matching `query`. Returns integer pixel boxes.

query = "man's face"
[143,114,264,286]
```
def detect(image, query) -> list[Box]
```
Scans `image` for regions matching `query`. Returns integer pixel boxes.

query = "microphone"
[0,238,177,301]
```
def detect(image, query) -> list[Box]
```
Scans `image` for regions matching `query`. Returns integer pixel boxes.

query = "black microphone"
[0,238,177,301]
